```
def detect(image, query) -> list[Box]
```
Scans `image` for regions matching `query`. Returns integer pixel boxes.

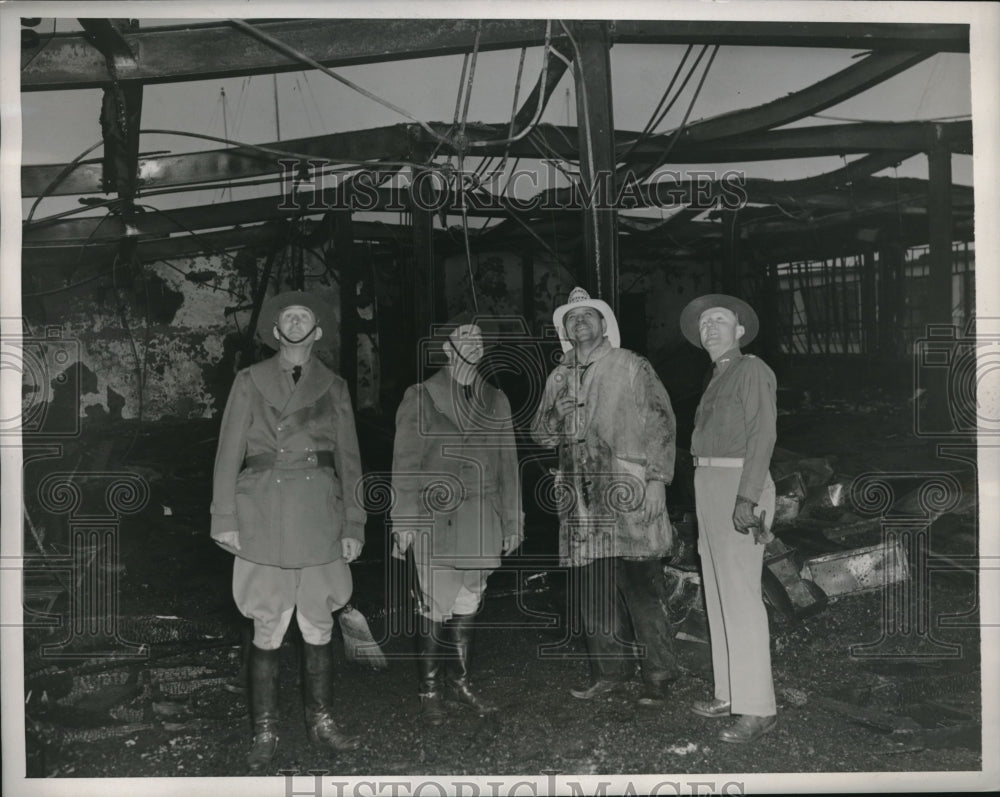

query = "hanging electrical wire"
[617,44,700,162]
[638,44,720,185]
[229,18,456,148]
[454,22,484,313]
[462,20,555,148]
[25,140,105,223]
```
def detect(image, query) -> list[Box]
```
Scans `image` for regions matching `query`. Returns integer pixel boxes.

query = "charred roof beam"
[21,19,969,91]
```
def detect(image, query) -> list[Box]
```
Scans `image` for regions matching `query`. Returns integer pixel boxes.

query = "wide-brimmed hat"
[256,290,335,350]
[679,293,759,348]
[552,287,621,353]
[426,312,508,366]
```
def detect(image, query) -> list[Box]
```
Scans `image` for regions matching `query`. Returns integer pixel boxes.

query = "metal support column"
[926,143,955,431]
[333,211,357,403]
[860,249,877,356]
[408,182,437,384]
[569,21,618,314]
[721,210,741,295]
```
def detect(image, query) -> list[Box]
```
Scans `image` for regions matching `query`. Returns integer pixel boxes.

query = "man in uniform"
[211,290,366,772]
[531,287,681,706]
[680,293,778,744]
[391,316,523,725]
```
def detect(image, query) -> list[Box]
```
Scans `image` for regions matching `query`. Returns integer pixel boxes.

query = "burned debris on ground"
[22,397,981,777]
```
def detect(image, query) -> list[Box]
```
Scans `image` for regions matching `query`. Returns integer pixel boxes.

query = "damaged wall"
[24,246,342,425]
[26,240,710,427]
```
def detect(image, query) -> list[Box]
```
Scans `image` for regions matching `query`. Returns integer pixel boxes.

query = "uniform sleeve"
[737,359,777,502]
[496,391,524,541]
[210,371,251,539]
[334,379,367,542]
[389,385,423,525]
[633,357,677,484]
[530,369,566,448]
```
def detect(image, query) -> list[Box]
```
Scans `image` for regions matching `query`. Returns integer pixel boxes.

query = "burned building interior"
[13,16,986,780]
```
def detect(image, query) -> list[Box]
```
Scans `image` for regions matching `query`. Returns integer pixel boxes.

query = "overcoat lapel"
[249,356,336,417]
[422,370,496,437]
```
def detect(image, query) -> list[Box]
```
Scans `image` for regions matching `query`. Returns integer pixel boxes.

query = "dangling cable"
[229,19,456,148]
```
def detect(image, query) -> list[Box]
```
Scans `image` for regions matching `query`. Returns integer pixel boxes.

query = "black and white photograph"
[2,1,998,794]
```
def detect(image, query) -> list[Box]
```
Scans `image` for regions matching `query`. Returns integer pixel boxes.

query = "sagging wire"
[462,20,554,149]
[229,18,456,148]
[454,23,484,313]
[638,44,720,185]
[25,140,105,224]
[22,211,120,299]
[132,203,255,299]
[617,44,700,163]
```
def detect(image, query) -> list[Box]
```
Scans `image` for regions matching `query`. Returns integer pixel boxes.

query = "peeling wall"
[26,243,708,427]
[26,247,342,425]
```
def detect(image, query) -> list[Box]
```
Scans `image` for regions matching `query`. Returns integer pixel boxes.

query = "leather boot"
[302,642,360,752]
[246,645,280,774]
[444,613,497,715]
[416,616,446,726]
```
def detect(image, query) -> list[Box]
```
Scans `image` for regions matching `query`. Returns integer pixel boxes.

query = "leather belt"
[245,450,336,470]
[693,456,744,468]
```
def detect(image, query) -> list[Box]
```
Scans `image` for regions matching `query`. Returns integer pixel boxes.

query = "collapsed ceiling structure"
[20,18,972,294]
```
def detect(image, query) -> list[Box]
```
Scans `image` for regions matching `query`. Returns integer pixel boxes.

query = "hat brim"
[256,290,336,350]
[552,298,621,353]
[679,294,759,348]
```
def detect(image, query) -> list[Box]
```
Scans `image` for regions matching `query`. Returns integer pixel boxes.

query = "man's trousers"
[694,465,776,716]
[572,556,679,685]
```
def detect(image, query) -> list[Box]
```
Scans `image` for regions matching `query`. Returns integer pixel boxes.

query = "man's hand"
[213,530,241,552]
[553,393,576,420]
[641,479,666,524]
[732,496,758,534]
[391,528,417,560]
[342,537,363,563]
[501,534,521,555]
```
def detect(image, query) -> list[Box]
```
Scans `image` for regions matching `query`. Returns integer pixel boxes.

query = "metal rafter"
[20,19,969,91]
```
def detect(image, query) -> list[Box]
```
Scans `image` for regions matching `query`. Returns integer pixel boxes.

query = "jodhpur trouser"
[694,465,776,716]
[572,557,680,685]
[233,557,353,650]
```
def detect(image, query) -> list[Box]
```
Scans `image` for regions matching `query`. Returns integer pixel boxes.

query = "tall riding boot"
[445,613,497,715]
[246,645,280,774]
[302,642,360,752]
[416,616,446,726]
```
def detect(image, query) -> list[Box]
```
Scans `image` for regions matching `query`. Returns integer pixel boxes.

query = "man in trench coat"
[211,290,366,772]
[391,316,523,725]
[531,287,681,706]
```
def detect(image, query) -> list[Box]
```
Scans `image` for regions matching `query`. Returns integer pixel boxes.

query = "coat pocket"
[235,470,266,540]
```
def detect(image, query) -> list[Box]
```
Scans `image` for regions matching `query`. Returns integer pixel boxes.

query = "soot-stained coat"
[531,340,676,566]
[390,369,523,569]
[210,355,366,568]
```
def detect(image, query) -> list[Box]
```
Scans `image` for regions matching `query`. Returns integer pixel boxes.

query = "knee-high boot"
[247,645,280,774]
[416,615,446,726]
[445,613,497,715]
[302,641,360,752]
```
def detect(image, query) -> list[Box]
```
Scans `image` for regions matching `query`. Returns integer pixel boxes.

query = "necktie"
[292,365,302,384]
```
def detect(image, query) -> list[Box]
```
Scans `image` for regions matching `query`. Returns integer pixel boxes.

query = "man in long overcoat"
[391,316,523,725]
[531,287,681,706]
[211,290,366,772]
